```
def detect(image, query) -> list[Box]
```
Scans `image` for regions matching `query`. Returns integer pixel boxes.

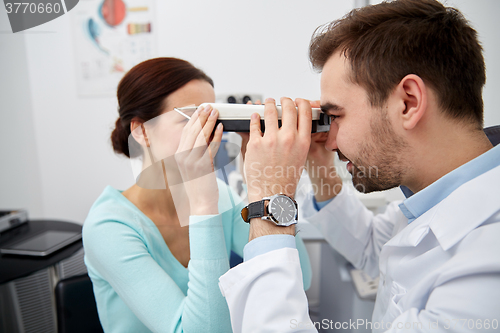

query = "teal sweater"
[83,179,312,332]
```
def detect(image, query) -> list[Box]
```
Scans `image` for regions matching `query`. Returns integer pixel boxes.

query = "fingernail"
[265,98,275,103]
[196,105,204,113]
[211,109,217,117]
[217,123,223,130]
[251,113,259,120]
[204,105,212,113]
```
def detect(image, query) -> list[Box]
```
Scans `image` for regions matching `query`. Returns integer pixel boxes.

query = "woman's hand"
[175,104,224,216]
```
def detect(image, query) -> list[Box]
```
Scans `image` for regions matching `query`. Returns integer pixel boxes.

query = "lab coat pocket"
[384,281,407,322]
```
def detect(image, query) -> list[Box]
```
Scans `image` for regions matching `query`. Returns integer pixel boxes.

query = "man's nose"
[325,122,338,151]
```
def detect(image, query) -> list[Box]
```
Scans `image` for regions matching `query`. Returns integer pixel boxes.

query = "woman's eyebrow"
[320,103,344,114]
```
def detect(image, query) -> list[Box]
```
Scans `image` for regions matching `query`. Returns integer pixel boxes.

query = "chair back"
[484,125,500,146]
[54,274,103,333]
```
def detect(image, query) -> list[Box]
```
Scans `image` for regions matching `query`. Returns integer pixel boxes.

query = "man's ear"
[130,118,150,148]
[395,74,427,130]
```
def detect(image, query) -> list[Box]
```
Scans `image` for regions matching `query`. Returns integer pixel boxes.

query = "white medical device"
[0,210,28,233]
[174,103,331,132]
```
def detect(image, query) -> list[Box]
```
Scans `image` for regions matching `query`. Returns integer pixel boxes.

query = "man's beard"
[340,109,408,193]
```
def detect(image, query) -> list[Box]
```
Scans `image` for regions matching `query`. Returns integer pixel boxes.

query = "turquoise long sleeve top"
[83,179,311,333]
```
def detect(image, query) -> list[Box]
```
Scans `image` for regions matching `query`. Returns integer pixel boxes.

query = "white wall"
[443,0,500,127]
[154,0,353,100]
[0,16,44,218]
[1,0,499,223]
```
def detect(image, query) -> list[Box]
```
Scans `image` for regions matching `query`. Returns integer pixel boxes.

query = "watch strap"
[241,200,267,223]
[247,200,266,221]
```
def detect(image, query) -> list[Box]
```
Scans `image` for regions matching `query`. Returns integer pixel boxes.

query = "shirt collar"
[399,144,500,223]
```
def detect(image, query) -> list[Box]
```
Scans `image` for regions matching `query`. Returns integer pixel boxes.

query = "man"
[218,0,500,332]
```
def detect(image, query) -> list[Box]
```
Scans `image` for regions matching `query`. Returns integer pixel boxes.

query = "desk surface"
[0,220,82,284]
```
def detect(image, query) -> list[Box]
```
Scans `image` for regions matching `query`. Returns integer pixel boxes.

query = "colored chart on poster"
[73,0,156,96]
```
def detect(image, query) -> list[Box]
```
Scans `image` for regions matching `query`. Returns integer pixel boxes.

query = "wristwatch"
[241,194,298,227]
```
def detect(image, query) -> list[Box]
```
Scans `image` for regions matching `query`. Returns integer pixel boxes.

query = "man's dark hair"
[309,0,486,128]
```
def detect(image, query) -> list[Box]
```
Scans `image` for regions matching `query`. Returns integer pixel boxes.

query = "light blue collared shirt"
[243,234,297,261]
[399,144,500,223]
[243,144,500,261]
[313,196,333,211]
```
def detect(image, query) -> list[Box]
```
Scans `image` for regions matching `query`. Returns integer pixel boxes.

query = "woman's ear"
[396,74,427,130]
[130,118,150,147]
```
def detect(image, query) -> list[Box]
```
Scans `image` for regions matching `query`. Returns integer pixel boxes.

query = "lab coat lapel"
[384,164,500,250]
[383,211,433,248]
[429,164,500,250]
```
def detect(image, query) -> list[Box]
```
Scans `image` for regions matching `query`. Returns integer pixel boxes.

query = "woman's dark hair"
[309,0,486,128]
[111,57,214,157]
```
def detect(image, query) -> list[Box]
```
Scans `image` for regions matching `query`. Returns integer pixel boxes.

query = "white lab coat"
[219,164,500,333]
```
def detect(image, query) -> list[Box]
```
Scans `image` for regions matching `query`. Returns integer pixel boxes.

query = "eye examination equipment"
[174,103,331,132]
[0,210,28,233]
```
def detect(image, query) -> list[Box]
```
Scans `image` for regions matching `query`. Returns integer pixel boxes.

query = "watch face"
[269,195,297,225]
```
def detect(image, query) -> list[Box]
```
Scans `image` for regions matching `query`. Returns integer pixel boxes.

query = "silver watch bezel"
[262,194,298,227]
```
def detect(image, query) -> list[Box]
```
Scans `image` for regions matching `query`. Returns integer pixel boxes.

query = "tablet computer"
[0,230,81,256]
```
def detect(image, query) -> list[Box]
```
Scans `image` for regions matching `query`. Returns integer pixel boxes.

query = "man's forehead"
[321,52,349,82]
[320,52,353,105]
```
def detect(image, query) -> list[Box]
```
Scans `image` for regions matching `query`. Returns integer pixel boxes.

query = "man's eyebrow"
[320,103,344,114]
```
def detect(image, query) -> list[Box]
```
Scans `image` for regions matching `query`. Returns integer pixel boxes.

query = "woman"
[82,57,312,333]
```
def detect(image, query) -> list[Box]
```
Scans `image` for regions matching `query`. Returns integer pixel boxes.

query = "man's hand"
[235,100,261,182]
[303,100,342,202]
[306,132,343,202]
[244,97,312,240]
